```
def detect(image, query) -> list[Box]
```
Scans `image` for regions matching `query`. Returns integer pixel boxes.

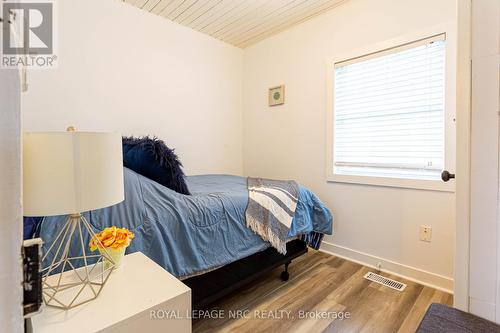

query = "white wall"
[0,69,23,331]
[469,0,500,322]
[243,0,457,290]
[22,0,244,176]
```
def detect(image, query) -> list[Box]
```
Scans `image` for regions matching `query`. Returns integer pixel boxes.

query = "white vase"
[100,247,126,270]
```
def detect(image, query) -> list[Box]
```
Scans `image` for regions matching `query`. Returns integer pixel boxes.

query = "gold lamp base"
[41,214,115,310]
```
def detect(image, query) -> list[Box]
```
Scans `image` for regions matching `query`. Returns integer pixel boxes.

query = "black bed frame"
[183,239,308,310]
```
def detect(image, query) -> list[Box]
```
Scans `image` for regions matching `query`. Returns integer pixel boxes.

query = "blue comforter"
[38,168,333,278]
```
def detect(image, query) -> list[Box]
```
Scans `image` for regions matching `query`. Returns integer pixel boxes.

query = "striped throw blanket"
[245,177,299,254]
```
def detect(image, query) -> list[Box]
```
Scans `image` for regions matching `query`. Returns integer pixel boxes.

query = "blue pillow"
[122,136,190,195]
[23,217,43,240]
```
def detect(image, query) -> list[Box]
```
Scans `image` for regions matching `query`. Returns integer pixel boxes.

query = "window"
[329,34,450,189]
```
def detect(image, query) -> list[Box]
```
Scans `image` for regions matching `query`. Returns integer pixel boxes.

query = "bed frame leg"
[280,262,290,281]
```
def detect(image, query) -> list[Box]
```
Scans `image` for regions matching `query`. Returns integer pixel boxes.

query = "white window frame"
[326,26,456,192]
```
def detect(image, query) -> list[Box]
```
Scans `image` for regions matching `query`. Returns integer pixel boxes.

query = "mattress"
[38,167,333,278]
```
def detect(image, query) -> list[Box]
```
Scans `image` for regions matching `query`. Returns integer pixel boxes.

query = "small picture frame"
[268,85,285,106]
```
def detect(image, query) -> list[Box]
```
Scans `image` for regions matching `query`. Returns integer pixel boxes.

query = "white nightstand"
[31,252,191,333]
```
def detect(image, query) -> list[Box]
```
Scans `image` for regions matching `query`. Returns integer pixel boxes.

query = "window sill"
[326,173,455,192]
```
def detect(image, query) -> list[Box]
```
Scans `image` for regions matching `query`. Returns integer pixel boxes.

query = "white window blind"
[333,35,446,181]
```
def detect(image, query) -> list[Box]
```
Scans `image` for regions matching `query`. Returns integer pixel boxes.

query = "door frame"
[0,57,24,333]
[454,0,472,311]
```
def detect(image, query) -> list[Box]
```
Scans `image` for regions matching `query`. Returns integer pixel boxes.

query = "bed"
[36,167,333,308]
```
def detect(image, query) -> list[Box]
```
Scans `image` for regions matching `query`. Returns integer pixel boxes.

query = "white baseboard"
[319,241,454,293]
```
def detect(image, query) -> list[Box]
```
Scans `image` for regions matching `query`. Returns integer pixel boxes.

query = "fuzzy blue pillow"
[122,136,190,195]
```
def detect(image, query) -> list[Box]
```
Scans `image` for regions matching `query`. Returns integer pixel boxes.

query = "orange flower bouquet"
[89,226,135,269]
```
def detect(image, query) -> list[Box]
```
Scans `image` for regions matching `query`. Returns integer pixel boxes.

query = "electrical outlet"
[419,225,432,242]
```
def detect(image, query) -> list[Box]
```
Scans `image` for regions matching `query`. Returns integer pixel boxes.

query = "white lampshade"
[23,131,124,216]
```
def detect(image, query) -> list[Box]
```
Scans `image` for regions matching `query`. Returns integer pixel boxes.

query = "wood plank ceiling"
[123,0,347,48]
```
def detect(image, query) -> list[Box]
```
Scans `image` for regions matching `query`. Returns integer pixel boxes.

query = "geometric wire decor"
[42,214,115,310]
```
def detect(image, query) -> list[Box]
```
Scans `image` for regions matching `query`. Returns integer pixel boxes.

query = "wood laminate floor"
[193,250,452,333]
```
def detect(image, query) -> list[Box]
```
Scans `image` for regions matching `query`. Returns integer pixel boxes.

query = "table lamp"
[23,127,124,310]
